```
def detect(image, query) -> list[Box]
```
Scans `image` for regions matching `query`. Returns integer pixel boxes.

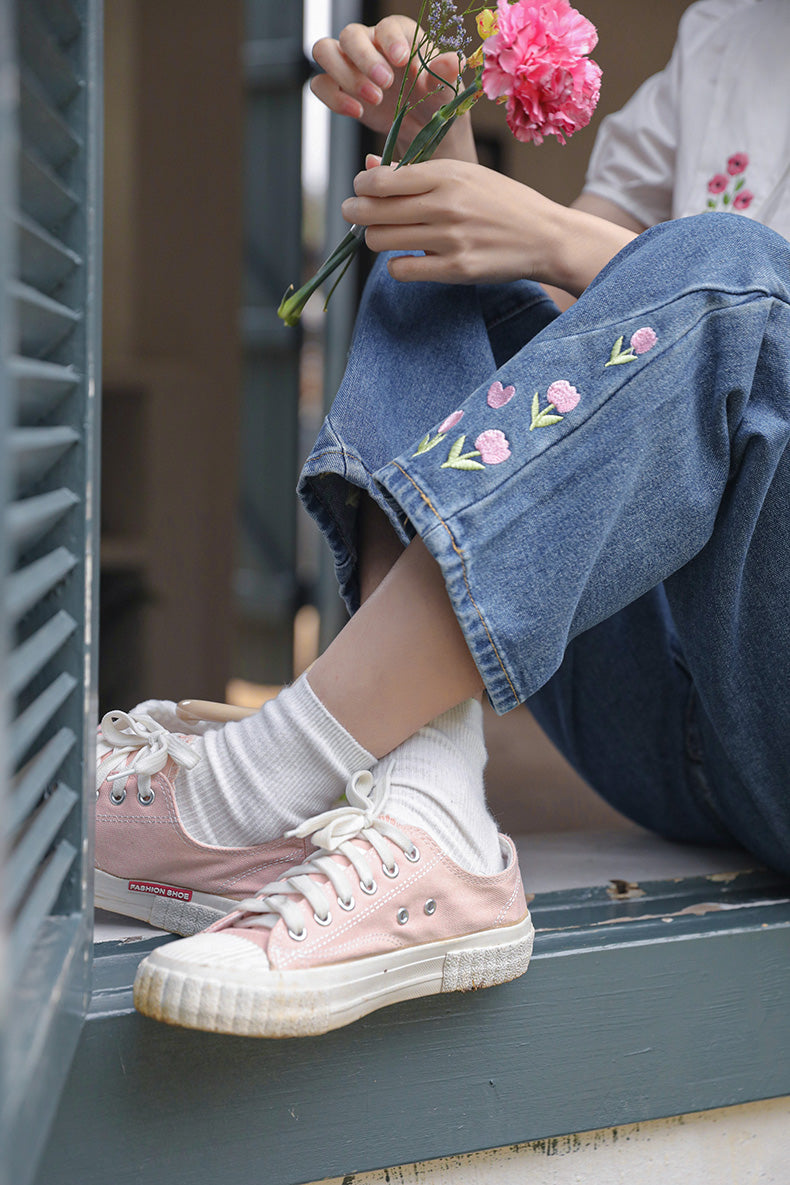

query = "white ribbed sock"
[132,674,375,846]
[378,699,504,876]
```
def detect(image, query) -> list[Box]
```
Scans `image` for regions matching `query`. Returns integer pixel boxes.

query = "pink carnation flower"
[482,0,602,145]
[727,152,749,176]
[438,410,464,434]
[475,429,511,464]
[708,174,727,195]
[733,190,754,211]
[546,379,580,412]
[629,327,657,355]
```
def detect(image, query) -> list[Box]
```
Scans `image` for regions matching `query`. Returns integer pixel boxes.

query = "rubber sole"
[95,869,237,935]
[133,912,535,1037]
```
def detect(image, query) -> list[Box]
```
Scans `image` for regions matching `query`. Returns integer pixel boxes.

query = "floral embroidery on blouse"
[706,153,753,213]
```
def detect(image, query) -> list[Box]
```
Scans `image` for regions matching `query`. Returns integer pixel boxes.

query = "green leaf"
[605,352,637,367]
[723,192,731,206]
[530,391,540,429]
[533,412,564,429]
[734,176,745,192]
[608,335,624,363]
[446,434,466,463]
[707,199,716,209]
[441,454,485,471]
[415,432,446,456]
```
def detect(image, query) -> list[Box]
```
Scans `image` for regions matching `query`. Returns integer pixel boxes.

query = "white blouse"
[583,0,790,240]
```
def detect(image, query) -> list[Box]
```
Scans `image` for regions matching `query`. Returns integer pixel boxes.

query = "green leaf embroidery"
[530,393,565,431]
[440,434,484,470]
[723,192,731,206]
[530,411,564,430]
[707,199,716,209]
[531,391,540,423]
[413,432,446,456]
[605,334,637,367]
[734,177,745,192]
[443,456,485,470]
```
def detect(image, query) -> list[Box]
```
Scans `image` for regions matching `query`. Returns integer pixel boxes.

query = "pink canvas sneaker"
[133,767,534,1037]
[95,710,309,935]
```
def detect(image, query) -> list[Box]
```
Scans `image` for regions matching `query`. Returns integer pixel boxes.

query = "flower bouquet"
[278,0,602,327]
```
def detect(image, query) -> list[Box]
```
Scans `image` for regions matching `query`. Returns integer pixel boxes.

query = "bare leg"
[309,525,484,758]
[357,496,404,603]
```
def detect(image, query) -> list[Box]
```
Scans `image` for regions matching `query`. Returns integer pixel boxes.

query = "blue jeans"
[299,214,790,874]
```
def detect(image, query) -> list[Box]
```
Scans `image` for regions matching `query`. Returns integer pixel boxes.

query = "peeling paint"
[607,880,646,901]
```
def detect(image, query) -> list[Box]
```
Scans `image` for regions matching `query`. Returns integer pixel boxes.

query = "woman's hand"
[311,16,477,163]
[342,159,638,294]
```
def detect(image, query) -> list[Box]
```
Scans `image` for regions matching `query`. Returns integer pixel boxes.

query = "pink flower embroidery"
[733,190,754,211]
[475,429,511,464]
[546,380,580,413]
[438,410,464,434]
[727,152,749,176]
[708,174,728,195]
[482,0,602,146]
[487,380,516,409]
[629,327,657,355]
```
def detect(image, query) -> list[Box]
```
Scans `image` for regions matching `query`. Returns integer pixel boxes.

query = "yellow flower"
[476,9,498,39]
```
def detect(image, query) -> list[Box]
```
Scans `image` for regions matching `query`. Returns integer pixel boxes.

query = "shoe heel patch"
[442,929,534,992]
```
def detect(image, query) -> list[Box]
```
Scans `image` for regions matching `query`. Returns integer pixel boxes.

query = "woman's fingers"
[312,34,385,109]
[311,18,415,114]
[309,72,365,120]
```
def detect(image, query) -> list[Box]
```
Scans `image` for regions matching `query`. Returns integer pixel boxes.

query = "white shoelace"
[96,710,201,801]
[236,765,419,938]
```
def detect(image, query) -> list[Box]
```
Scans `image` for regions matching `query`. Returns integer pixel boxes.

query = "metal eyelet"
[404,845,420,863]
[109,785,126,805]
[95,789,100,800]
[396,907,409,925]
[359,878,378,895]
[137,787,156,806]
[382,862,399,879]
[424,899,437,916]
[287,926,307,942]
[314,910,332,927]
[338,895,355,912]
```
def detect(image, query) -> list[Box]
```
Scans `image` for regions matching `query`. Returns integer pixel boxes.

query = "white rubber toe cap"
[153,931,269,972]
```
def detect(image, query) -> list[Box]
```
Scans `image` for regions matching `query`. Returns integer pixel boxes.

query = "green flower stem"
[277,72,483,326]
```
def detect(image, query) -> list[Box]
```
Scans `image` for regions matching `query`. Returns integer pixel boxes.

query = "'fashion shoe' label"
[128,880,193,902]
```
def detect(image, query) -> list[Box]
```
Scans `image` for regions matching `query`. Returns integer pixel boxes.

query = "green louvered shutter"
[0,2,102,1184]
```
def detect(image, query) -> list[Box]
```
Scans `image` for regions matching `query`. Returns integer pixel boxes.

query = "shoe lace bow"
[236,764,416,936]
[97,710,201,795]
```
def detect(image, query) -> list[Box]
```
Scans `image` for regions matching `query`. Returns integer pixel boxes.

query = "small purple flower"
[708,174,728,195]
[475,429,511,464]
[438,410,464,434]
[733,190,754,211]
[487,380,516,409]
[727,152,749,176]
[629,327,657,355]
[546,380,580,413]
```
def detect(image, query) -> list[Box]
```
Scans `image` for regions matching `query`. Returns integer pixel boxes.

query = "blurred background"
[100,0,693,834]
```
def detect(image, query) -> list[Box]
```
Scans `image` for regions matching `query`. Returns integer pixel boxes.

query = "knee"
[642,214,790,301]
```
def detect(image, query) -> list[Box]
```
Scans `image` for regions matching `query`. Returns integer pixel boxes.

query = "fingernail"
[391,40,410,65]
[360,81,382,105]
[370,63,392,88]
